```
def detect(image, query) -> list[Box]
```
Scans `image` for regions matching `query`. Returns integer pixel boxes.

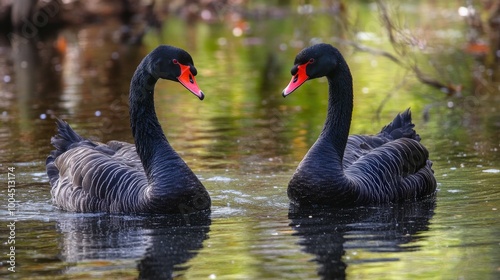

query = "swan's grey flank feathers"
[283,44,437,208]
[46,45,211,214]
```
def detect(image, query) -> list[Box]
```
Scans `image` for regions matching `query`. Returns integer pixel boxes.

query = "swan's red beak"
[176,62,204,100]
[282,62,310,97]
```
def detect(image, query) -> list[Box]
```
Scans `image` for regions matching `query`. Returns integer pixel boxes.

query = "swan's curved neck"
[319,60,353,164]
[129,68,175,176]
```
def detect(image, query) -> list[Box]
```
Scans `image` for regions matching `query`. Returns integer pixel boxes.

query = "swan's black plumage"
[46,45,211,214]
[282,43,437,207]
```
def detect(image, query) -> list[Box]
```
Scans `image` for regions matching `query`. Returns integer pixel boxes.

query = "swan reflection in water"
[289,199,436,279]
[56,212,210,279]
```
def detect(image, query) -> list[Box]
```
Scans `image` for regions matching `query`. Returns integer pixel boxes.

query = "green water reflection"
[0,0,499,279]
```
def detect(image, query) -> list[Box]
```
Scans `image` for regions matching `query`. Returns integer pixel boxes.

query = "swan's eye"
[309,58,315,63]
[172,59,179,64]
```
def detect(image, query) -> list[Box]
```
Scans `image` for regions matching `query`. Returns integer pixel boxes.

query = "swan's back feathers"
[343,108,421,168]
[342,109,436,205]
[51,146,148,212]
[345,138,435,204]
[343,134,390,168]
[46,120,150,212]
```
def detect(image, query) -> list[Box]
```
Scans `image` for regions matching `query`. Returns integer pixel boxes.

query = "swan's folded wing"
[106,140,144,172]
[343,134,391,168]
[50,143,148,212]
[344,138,435,203]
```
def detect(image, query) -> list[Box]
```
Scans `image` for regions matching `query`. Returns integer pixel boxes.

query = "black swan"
[282,43,437,207]
[46,45,211,214]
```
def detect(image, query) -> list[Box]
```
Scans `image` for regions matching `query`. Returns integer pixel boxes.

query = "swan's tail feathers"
[51,119,86,150]
[379,108,421,142]
[47,119,96,162]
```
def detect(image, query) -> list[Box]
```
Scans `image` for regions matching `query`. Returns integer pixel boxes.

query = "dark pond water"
[1,1,499,279]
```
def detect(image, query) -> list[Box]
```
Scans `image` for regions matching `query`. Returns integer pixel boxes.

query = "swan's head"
[148,45,204,100]
[282,43,342,97]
